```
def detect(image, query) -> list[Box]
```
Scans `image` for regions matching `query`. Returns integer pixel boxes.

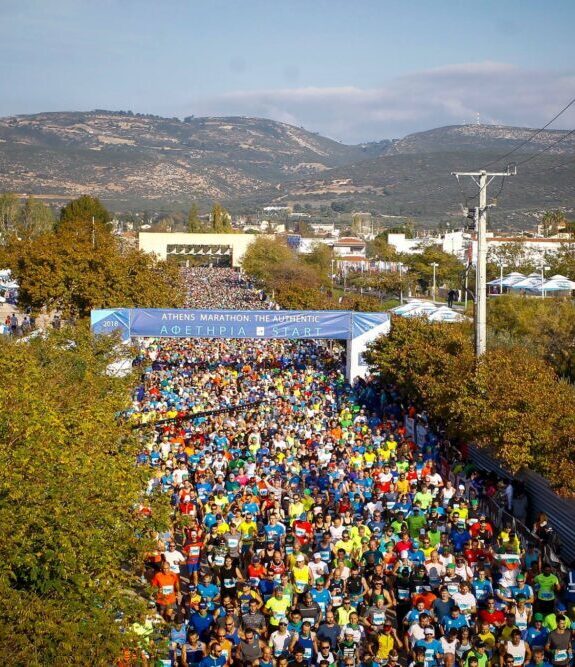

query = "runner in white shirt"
[164,543,186,575]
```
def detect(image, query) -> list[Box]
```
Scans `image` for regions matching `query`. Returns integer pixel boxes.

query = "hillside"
[0,110,388,207]
[272,125,575,228]
[386,123,575,155]
[0,113,573,227]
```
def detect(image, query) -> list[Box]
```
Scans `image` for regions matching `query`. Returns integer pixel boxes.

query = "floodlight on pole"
[430,262,439,302]
[541,264,550,299]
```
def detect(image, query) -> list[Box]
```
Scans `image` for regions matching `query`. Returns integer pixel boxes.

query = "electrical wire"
[490,175,507,204]
[480,95,575,169]
[539,153,575,172]
[515,128,575,166]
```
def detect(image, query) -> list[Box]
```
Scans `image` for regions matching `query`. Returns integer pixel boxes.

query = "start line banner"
[91,308,390,342]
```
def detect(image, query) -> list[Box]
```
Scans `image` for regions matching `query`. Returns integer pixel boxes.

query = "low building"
[387,231,466,259]
[471,235,572,264]
[138,232,263,268]
[333,236,366,257]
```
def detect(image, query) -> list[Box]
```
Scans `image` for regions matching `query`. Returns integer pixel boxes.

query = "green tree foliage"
[0,193,55,240]
[58,194,111,231]
[0,328,169,664]
[366,233,398,260]
[545,241,575,279]
[488,295,575,381]
[365,316,575,493]
[187,203,204,232]
[487,242,537,276]
[302,242,332,281]
[17,195,55,237]
[0,192,21,237]
[210,203,232,233]
[242,237,391,311]
[541,209,568,237]
[241,237,295,283]
[403,245,464,291]
[0,197,185,317]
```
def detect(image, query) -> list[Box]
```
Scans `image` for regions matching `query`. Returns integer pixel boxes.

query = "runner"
[127,267,573,666]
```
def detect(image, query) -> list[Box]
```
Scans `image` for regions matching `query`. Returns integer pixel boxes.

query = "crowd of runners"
[127,268,574,667]
[181,268,276,310]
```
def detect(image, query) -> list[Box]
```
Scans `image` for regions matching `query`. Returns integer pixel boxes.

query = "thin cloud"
[189,62,575,143]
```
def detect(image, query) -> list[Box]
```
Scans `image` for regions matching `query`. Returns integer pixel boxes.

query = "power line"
[540,153,575,173]
[515,128,575,166]
[480,95,575,169]
[491,175,507,203]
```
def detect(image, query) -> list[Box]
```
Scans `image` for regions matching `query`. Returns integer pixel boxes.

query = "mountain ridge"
[0,111,574,226]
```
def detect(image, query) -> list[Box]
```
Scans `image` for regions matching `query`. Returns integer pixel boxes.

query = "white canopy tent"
[509,272,545,292]
[391,300,469,322]
[487,272,526,289]
[531,275,575,295]
[427,306,468,322]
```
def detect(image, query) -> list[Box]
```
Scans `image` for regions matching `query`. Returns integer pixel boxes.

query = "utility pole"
[452,167,515,357]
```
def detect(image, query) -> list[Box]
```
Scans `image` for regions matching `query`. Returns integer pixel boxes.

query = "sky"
[1,0,575,143]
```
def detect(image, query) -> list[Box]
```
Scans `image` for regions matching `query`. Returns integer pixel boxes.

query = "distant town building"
[387,231,466,259]
[471,234,572,264]
[333,236,367,257]
[138,232,265,268]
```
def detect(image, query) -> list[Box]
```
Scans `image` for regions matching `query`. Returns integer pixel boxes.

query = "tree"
[17,196,55,238]
[365,316,475,424]
[0,217,185,318]
[0,192,21,238]
[541,210,567,237]
[544,242,575,279]
[210,203,232,233]
[487,242,537,276]
[0,327,170,664]
[403,246,464,293]
[365,316,575,494]
[58,195,111,232]
[452,349,575,478]
[488,295,575,381]
[241,237,295,283]
[302,243,332,281]
[187,204,203,233]
[366,234,398,260]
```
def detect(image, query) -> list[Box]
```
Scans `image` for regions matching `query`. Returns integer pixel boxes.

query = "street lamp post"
[330,258,335,289]
[541,264,550,299]
[430,262,439,302]
[499,261,507,295]
[398,262,404,305]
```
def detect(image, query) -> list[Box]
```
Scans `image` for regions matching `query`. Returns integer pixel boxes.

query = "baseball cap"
[296,554,305,561]
[424,628,434,635]
[516,573,525,580]
[534,613,544,621]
